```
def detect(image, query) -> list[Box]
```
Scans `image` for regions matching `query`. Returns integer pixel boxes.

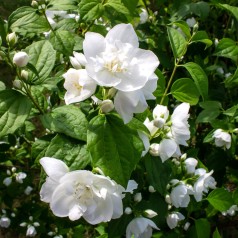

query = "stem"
[160,59,179,105]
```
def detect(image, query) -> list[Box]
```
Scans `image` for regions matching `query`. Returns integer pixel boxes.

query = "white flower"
[70,51,87,69]
[16,172,27,183]
[114,73,158,123]
[40,157,125,224]
[155,139,181,162]
[166,212,185,229]
[193,169,217,202]
[83,23,159,92]
[170,183,190,208]
[184,157,198,174]
[171,103,190,146]
[0,217,11,228]
[212,129,231,149]
[139,9,149,24]
[63,68,97,104]
[153,105,169,128]
[3,177,12,186]
[26,225,37,237]
[126,217,159,238]
[13,52,29,67]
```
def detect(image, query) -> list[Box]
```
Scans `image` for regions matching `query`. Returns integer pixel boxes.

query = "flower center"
[73,82,83,91]
[74,183,93,204]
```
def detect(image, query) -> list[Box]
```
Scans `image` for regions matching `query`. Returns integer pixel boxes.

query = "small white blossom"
[166,212,185,229]
[222,205,238,216]
[139,9,149,24]
[69,51,87,69]
[184,157,198,174]
[193,169,216,202]
[212,129,231,149]
[63,68,97,104]
[125,207,132,215]
[186,17,196,28]
[26,225,37,237]
[16,172,27,183]
[134,193,142,202]
[184,222,190,231]
[24,186,33,195]
[13,52,29,67]
[148,185,156,193]
[126,217,159,238]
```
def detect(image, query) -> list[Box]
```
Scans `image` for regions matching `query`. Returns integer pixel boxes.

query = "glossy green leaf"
[207,188,234,212]
[25,40,56,83]
[50,30,75,56]
[79,0,104,21]
[196,109,221,123]
[0,90,32,138]
[214,38,238,61]
[182,62,208,101]
[8,7,49,34]
[195,218,210,238]
[41,105,88,141]
[191,31,213,49]
[105,0,130,15]
[172,20,191,39]
[48,0,78,10]
[171,78,200,105]
[212,228,222,238]
[167,27,187,58]
[145,155,172,195]
[87,114,143,186]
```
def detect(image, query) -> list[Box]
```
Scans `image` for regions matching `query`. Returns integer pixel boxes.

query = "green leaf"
[217,4,238,22]
[105,0,130,15]
[191,31,213,49]
[48,0,78,10]
[50,30,75,56]
[171,78,200,105]
[0,90,32,138]
[145,155,172,195]
[87,114,143,186]
[195,218,210,238]
[121,0,138,15]
[0,81,6,91]
[25,40,56,83]
[31,86,48,112]
[8,7,49,34]
[167,27,187,58]
[207,188,234,212]
[214,38,238,61]
[182,62,208,101]
[79,0,104,21]
[224,67,238,88]
[223,105,238,117]
[44,134,91,170]
[41,105,88,142]
[213,228,222,238]
[196,109,221,123]
[172,20,191,39]
[199,101,222,110]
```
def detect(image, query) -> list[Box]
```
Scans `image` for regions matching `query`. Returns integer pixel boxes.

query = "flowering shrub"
[0,0,238,237]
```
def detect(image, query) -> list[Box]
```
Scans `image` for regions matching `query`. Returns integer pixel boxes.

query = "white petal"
[40,177,58,203]
[125,180,138,193]
[68,204,84,221]
[40,157,69,181]
[142,73,158,100]
[105,23,139,48]
[159,139,178,162]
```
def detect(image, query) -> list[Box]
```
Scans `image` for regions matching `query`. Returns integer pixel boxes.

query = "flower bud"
[20,222,27,227]
[101,99,114,113]
[233,128,238,133]
[13,80,22,90]
[11,167,16,173]
[144,209,158,218]
[124,207,132,215]
[181,153,187,160]
[24,186,33,195]
[134,192,142,202]
[149,143,160,156]
[21,70,29,80]
[13,52,29,67]
[31,0,39,8]
[165,194,171,204]
[184,222,190,231]
[108,87,117,98]
[153,118,165,128]
[6,32,17,46]
[0,217,11,228]
[148,185,156,193]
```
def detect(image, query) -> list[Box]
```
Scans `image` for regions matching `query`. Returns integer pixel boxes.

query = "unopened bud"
[101,99,114,113]
[149,143,160,156]
[21,70,29,80]
[148,185,156,193]
[124,207,132,215]
[193,22,199,33]
[31,0,38,8]
[233,128,238,133]
[6,32,17,46]
[108,88,117,98]
[13,52,29,67]
[153,118,165,128]
[134,192,142,202]
[13,80,22,89]
[184,222,190,231]
[144,209,158,218]
[165,194,171,204]
[181,153,187,160]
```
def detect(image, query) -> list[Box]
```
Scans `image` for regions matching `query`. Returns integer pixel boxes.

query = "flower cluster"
[164,154,217,229]
[3,167,27,187]
[63,23,159,123]
[20,216,40,237]
[141,103,190,162]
